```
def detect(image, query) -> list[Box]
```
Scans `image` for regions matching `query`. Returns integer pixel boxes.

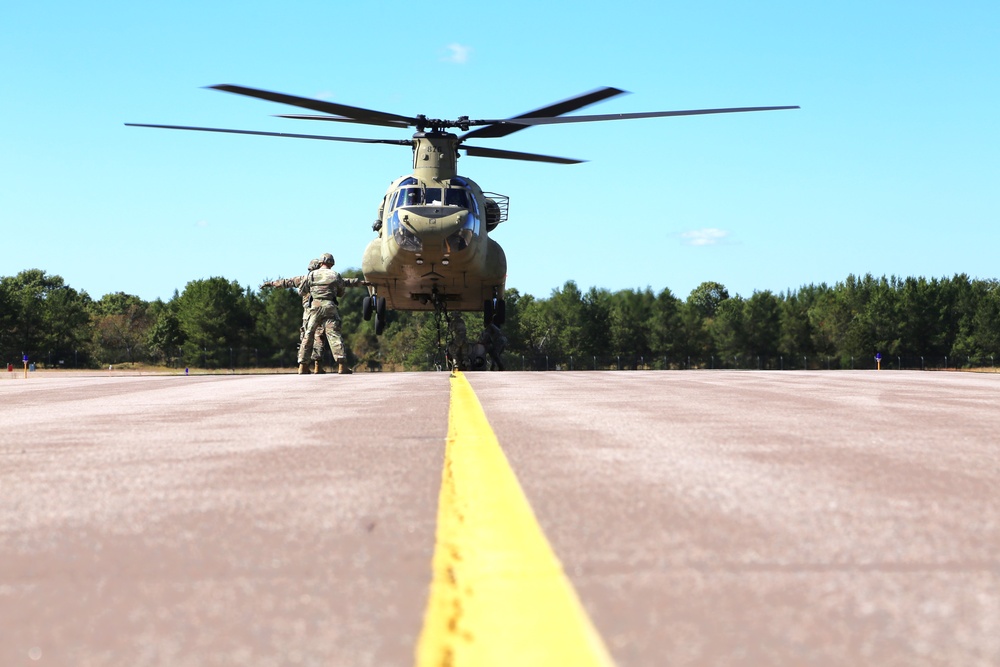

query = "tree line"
[2,268,999,371]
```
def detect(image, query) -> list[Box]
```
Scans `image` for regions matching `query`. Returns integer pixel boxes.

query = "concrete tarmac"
[2,370,998,666]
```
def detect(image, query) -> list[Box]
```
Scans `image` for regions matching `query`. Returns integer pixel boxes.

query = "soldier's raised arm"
[263,276,307,290]
[298,272,314,298]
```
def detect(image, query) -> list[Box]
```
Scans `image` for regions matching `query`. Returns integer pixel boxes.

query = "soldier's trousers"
[298,301,346,363]
[299,309,325,360]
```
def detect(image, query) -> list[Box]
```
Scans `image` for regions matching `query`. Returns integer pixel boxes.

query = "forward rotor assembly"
[127,84,799,165]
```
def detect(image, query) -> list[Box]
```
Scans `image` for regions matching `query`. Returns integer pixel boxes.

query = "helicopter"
[127,85,797,338]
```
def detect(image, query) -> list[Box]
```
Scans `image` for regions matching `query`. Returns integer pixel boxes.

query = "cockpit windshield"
[386,178,482,253]
[391,182,471,210]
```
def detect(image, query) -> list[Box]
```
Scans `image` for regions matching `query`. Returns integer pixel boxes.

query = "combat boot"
[312,360,325,374]
[297,362,311,375]
[337,361,353,375]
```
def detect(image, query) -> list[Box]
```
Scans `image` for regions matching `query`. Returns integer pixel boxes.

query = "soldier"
[479,322,507,371]
[261,259,329,371]
[446,316,468,371]
[297,252,367,375]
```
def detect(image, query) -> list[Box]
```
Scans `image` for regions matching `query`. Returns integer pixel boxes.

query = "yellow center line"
[416,372,616,667]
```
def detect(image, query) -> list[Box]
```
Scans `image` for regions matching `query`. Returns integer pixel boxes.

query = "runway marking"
[415,372,615,667]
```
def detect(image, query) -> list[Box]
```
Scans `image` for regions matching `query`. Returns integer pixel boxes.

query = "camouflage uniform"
[297,254,366,374]
[446,317,468,371]
[262,259,325,362]
[479,323,508,371]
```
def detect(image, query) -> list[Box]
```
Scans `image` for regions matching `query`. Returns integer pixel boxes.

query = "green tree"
[0,269,92,367]
[944,274,979,365]
[970,280,1000,359]
[779,286,823,366]
[580,287,612,363]
[0,277,18,363]
[682,282,730,366]
[146,296,184,366]
[541,281,587,361]
[807,284,841,364]
[744,290,781,366]
[649,287,683,366]
[687,281,730,319]
[89,292,151,365]
[399,312,447,370]
[175,277,252,368]
[253,286,302,366]
[710,295,747,366]
[608,288,654,368]
[497,288,529,358]
[897,277,937,359]
[817,274,901,367]
[500,290,543,368]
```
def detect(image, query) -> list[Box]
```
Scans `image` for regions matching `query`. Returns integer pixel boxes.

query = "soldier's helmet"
[307,258,321,271]
[320,252,335,266]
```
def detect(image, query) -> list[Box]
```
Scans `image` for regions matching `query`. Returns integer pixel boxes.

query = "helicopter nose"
[400,208,467,241]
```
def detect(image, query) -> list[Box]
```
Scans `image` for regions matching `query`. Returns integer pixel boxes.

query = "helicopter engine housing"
[484,194,509,233]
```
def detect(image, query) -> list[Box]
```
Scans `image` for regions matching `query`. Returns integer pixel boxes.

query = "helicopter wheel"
[483,299,495,326]
[376,296,387,322]
[362,296,373,321]
[375,318,386,336]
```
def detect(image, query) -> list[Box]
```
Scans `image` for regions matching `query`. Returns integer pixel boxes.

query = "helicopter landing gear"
[363,294,388,335]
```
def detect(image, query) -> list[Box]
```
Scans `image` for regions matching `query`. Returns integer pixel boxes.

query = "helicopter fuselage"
[362,132,507,312]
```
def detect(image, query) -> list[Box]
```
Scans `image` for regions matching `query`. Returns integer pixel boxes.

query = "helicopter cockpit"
[386,176,481,254]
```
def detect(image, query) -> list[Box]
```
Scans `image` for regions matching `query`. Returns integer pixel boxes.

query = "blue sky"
[3,1,998,304]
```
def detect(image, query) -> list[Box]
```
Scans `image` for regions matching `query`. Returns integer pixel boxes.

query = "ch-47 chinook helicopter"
[128,85,797,339]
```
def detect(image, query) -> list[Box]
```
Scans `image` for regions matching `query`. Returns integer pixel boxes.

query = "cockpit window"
[445,189,469,208]
[394,188,421,208]
[424,188,443,205]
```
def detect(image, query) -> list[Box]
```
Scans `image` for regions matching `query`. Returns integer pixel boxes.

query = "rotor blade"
[209,84,415,128]
[495,105,800,127]
[460,86,628,141]
[462,145,584,164]
[125,123,412,145]
[274,113,411,129]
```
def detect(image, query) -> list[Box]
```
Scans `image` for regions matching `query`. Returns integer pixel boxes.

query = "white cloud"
[680,228,729,246]
[442,43,472,64]
[195,220,210,229]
